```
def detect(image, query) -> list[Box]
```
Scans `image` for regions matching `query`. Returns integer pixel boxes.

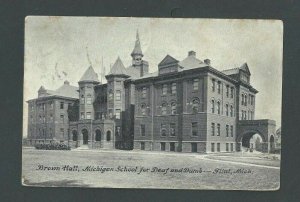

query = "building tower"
[131,30,149,77]
[78,66,100,120]
[105,57,129,120]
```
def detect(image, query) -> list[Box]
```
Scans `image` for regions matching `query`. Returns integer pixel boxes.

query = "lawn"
[22,148,280,190]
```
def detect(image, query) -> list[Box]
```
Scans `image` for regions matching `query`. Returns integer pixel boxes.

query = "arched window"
[171,102,176,115]
[72,130,78,141]
[106,131,111,141]
[211,100,215,113]
[161,103,167,115]
[192,98,200,113]
[141,104,146,115]
[95,129,101,141]
[217,101,221,114]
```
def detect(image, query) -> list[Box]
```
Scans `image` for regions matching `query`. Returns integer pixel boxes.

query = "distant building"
[26,31,276,153]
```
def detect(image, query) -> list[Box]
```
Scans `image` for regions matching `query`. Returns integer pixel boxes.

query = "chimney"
[204,59,211,65]
[188,51,196,57]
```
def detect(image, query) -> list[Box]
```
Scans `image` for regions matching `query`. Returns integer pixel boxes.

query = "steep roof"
[158,55,179,66]
[55,81,79,99]
[131,31,143,56]
[107,57,129,77]
[79,65,99,83]
[222,68,240,75]
[178,54,206,70]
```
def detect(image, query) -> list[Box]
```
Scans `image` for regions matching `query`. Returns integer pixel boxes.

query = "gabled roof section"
[55,81,79,99]
[107,57,129,77]
[158,55,179,66]
[178,55,206,70]
[131,30,143,56]
[79,65,99,83]
[240,63,251,75]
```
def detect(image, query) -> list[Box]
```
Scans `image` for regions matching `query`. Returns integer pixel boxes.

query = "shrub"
[34,142,71,150]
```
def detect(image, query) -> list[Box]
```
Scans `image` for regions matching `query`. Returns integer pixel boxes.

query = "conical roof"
[79,65,99,83]
[107,57,129,76]
[131,30,143,56]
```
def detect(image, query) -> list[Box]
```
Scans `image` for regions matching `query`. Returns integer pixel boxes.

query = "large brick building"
[26,31,276,153]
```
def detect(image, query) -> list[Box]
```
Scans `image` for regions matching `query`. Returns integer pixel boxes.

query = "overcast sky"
[23,17,283,136]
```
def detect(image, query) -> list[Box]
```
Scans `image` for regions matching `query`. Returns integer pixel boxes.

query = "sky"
[23,17,283,136]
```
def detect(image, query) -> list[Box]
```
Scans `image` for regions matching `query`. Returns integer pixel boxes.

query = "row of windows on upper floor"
[241,110,254,120]
[211,100,235,117]
[138,98,203,116]
[211,78,235,98]
[241,94,255,106]
[31,101,70,111]
[80,109,122,120]
[138,79,200,99]
[140,122,234,137]
[30,127,66,138]
[30,114,67,124]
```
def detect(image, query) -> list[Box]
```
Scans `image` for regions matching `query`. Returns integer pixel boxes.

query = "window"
[217,143,220,152]
[161,124,167,136]
[43,116,45,123]
[170,123,176,136]
[115,109,121,119]
[49,128,53,137]
[60,115,64,123]
[31,104,34,111]
[161,103,167,115]
[212,79,215,92]
[230,87,234,98]
[211,143,215,152]
[116,81,121,86]
[230,105,233,117]
[193,79,199,90]
[217,81,221,94]
[192,98,199,113]
[211,123,215,136]
[226,125,229,137]
[60,128,64,137]
[225,104,229,116]
[248,110,250,120]
[231,143,234,151]
[171,83,176,94]
[142,87,147,98]
[230,125,233,137]
[49,102,53,109]
[60,102,64,109]
[141,124,145,136]
[192,122,198,136]
[141,104,146,115]
[226,143,229,152]
[86,112,91,119]
[109,90,113,100]
[95,130,101,141]
[241,94,244,105]
[81,112,85,119]
[162,84,168,95]
[226,85,229,97]
[115,90,121,101]
[141,142,145,150]
[106,131,111,141]
[171,102,176,115]
[81,95,85,104]
[217,101,220,115]
[170,142,175,151]
[211,100,215,113]
[217,124,220,136]
[161,142,166,151]
[86,94,92,104]
[245,95,247,106]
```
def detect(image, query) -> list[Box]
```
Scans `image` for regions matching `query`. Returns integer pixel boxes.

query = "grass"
[22,148,280,190]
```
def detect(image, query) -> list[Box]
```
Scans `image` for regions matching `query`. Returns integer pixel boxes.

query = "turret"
[78,65,99,120]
